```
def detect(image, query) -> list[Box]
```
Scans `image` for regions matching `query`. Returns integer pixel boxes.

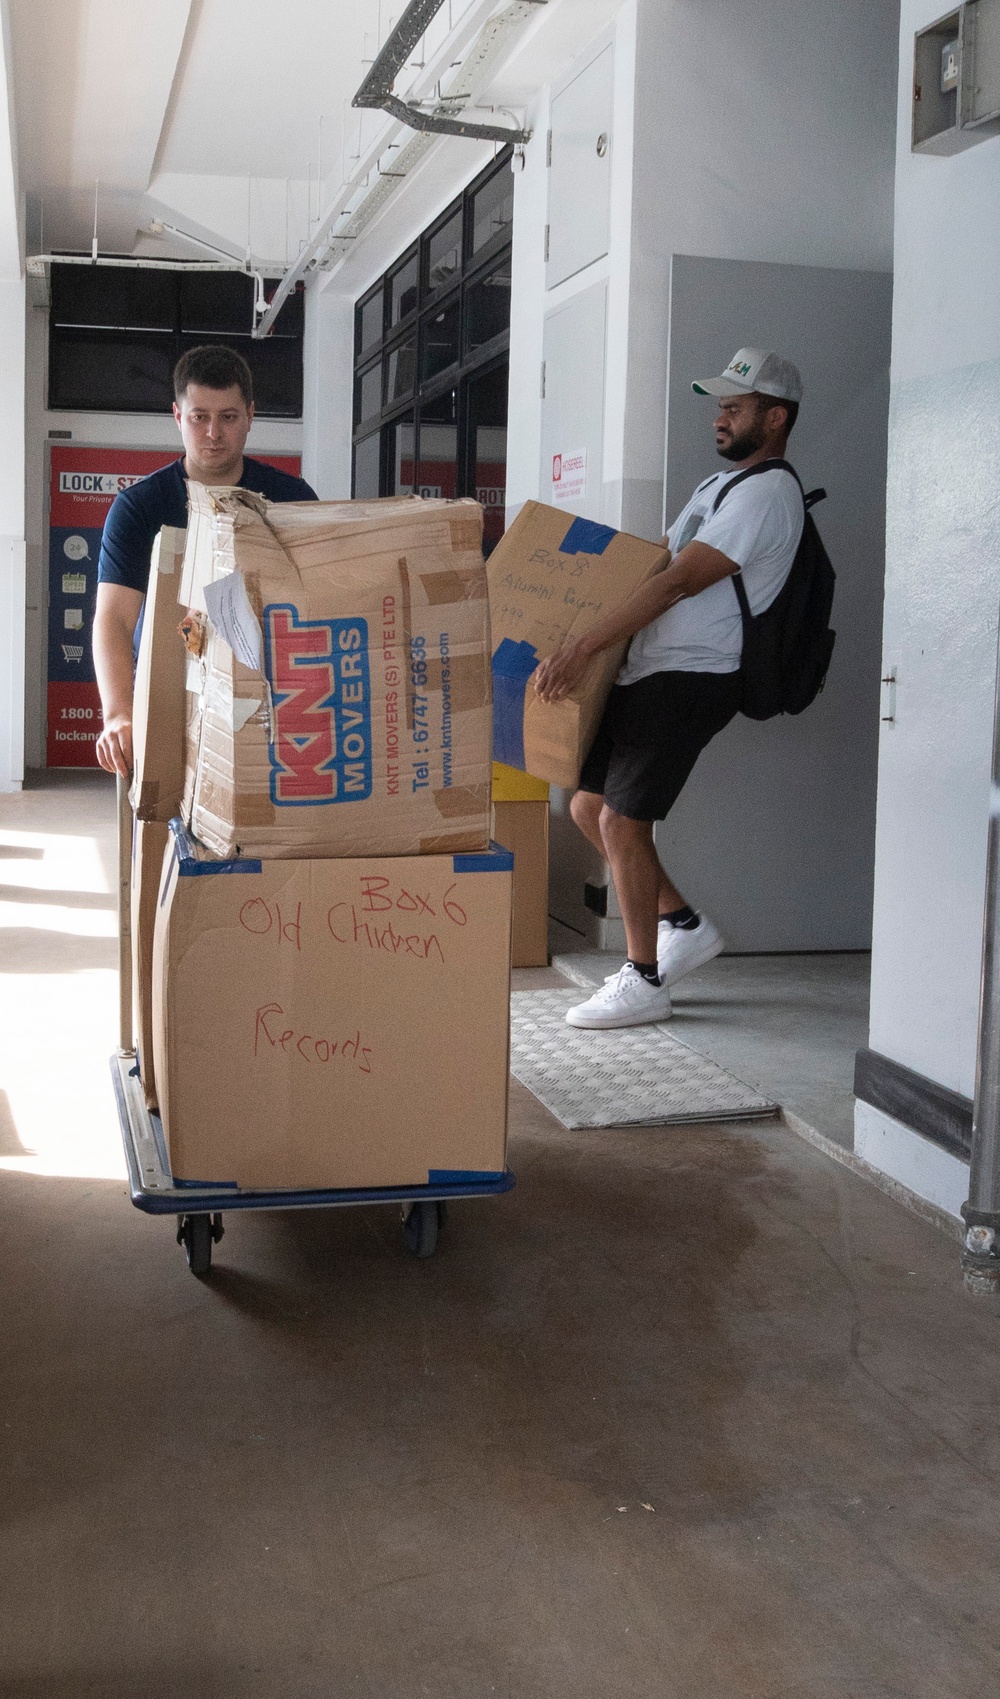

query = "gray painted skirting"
[854,1047,973,1160]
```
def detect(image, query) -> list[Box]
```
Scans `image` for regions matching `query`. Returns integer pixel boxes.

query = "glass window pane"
[390,254,418,325]
[385,335,416,404]
[355,359,382,426]
[359,287,384,353]
[471,164,514,255]
[464,258,511,354]
[48,330,175,412]
[386,415,416,495]
[475,423,507,555]
[179,272,255,334]
[353,431,381,498]
[416,391,458,500]
[50,264,176,331]
[467,363,508,556]
[427,210,462,293]
[420,296,460,384]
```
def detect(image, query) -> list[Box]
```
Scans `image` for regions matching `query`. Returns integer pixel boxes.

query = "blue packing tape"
[453,842,514,874]
[491,637,539,769]
[560,516,617,556]
[428,1169,504,1184]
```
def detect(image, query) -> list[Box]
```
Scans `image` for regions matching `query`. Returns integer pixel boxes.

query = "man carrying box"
[93,343,317,778]
[534,348,804,1030]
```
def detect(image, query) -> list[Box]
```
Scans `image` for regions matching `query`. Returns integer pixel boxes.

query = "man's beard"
[716,420,766,462]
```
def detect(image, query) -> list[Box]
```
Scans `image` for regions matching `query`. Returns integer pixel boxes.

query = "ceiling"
[7,0,622,274]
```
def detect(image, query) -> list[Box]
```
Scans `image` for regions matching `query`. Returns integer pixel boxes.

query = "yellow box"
[491,762,549,803]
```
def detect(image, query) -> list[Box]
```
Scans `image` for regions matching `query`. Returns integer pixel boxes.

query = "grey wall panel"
[655,254,893,951]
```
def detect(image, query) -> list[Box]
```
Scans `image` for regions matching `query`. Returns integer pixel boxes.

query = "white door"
[540,280,607,524]
[547,44,613,289]
[540,280,609,937]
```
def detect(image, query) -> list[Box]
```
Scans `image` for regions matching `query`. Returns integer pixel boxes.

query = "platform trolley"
[111,781,514,1278]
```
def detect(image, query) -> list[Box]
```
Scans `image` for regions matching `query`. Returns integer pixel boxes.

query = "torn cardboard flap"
[131,526,187,822]
[486,502,669,789]
[182,491,493,859]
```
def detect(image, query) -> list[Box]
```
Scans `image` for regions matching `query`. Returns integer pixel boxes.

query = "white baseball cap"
[692,347,803,404]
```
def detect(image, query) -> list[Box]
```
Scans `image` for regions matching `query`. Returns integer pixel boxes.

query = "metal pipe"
[254,0,538,338]
[352,0,537,144]
[27,253,258,275]
[963,604,1000,1292]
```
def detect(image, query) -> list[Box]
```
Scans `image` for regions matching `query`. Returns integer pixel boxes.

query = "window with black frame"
[351,148,513,555]
[49,265,305,417]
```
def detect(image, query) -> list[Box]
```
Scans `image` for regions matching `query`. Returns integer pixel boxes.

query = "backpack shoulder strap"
[711,457,803,514]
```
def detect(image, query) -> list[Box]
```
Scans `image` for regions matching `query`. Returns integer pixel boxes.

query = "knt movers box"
[181,487,492,859]
[491,799,549,968]
[152,828,513,1190]
[487,502,668,789]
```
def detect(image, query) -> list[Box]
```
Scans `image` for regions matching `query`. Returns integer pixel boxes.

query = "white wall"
[0,0,23,792]
[622,0,899,543]
[858,0,1000,1217]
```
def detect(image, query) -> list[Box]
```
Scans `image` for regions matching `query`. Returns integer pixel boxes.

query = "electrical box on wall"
[913,1,1000,153]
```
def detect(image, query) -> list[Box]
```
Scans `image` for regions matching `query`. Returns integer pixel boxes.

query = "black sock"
[659,905,699,931]
[628,960,661,985]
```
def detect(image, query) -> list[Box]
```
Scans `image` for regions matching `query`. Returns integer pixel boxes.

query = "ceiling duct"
[352,0,542,143]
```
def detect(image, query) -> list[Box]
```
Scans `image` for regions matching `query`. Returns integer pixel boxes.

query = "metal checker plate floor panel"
[510,990,779,1130]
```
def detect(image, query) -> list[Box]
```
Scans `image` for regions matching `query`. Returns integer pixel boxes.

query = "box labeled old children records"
[151,826,513,1191]
[180,487,492,859]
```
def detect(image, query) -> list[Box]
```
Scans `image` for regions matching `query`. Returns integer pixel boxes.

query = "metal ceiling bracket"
[352,0,543,144]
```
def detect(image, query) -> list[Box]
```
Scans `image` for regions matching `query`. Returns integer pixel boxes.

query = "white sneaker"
[566,963,673,1030]
[656,914,724,986]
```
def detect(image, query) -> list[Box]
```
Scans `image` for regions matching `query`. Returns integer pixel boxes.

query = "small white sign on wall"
[551,448,587,507]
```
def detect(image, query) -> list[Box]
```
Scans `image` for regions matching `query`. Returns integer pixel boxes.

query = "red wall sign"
[46,445,301,767]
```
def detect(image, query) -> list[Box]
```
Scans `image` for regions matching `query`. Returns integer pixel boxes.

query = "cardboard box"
[487,502,668,789]
[491,761,549,803]
[130,526,187,822]
[181,487,493,859]
[491,799,549,968]
[130,818,170,1109]
[152,829,513,1190]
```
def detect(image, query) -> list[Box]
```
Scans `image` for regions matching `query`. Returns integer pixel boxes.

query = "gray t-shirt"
[619,465,804,682]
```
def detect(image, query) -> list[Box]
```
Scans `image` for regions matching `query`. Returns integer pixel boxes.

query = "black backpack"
[711,457,836,720]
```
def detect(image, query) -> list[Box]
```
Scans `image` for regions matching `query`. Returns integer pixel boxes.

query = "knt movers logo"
[264,607,373,805]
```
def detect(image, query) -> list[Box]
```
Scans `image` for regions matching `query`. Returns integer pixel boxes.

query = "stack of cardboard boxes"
[131,489,513,1192]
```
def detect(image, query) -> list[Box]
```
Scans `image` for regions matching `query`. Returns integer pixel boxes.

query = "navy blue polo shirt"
[97,455,318,598]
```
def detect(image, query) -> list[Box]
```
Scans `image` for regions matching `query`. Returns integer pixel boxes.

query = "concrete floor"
[3,774,1000,1698]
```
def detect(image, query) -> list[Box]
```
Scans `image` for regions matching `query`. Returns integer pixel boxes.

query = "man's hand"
[96,714,133,777]
[533,639,596,704]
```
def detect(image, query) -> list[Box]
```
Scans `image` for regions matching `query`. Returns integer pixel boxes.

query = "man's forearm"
[93,613,137,722]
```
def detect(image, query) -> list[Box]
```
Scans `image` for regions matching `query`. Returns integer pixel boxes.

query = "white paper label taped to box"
[204,571,265,673]
[551,448,587,507]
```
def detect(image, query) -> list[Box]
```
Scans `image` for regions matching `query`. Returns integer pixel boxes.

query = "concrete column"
[301,279,354,500]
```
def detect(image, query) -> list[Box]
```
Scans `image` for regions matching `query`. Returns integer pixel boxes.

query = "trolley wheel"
[176,1212,224,1278]
[402,1200,446,1259]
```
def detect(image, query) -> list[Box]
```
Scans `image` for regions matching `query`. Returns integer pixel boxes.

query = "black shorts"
[578,670,742,822]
